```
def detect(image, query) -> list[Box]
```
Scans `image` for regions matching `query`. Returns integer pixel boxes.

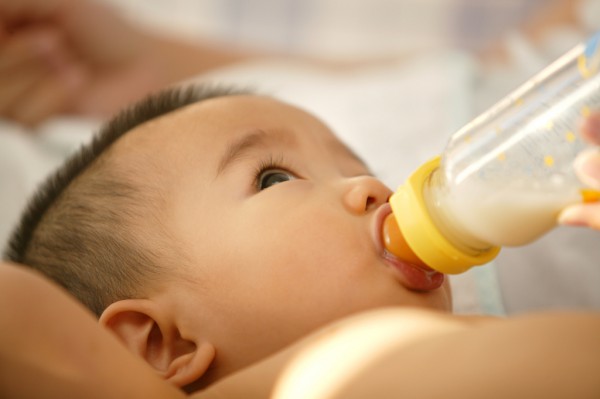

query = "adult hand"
[0,0,254,126]
[0,0,158,125]
[0,25,86,125]
[559,112,600,229]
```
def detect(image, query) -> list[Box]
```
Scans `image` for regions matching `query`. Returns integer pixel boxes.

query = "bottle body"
[425,162,581,250]
[429,32,600,249]
[386,32,600,274]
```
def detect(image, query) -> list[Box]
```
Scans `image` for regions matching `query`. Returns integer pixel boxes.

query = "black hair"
[3,84,251,315]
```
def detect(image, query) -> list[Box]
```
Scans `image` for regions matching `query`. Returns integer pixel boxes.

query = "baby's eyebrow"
[216,128,294,176]
[329,139,373,175]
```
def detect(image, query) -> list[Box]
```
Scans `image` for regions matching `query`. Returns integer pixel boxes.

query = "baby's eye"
[257,169,296,190]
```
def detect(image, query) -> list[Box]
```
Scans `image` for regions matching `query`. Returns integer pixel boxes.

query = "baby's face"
[115,95,451,373]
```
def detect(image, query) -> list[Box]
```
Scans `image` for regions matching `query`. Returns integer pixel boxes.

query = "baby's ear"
[100,299,215,388]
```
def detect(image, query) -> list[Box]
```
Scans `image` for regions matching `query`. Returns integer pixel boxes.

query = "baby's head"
[4,85,451,389]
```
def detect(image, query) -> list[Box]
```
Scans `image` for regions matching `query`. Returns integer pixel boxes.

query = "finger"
[0,61,47,112]
[0,0,70,23]
[573,148,600,190]
[0,22,7,41]
[0,29,52,71]
[579,111,600,144]
[0,27,87,124]
[558,203,600,230]
[0,34,39,74]
[7,67,86,126]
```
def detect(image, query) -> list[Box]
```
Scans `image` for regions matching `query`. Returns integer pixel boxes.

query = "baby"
[3,84,451,390]
[2,85,599,398]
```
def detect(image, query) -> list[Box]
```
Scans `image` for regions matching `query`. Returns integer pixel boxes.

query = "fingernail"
[558,206,588,227]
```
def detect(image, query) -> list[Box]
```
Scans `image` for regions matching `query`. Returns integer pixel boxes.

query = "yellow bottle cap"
[386,157,501,274]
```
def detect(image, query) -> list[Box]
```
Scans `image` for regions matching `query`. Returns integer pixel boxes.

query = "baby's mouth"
[374,204,445,291]
[382,249,445,292]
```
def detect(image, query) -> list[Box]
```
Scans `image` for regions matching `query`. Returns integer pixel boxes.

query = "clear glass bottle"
[384,32,600,274]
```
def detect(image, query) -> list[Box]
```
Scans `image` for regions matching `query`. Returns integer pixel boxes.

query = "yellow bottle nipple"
[382,214,427,267]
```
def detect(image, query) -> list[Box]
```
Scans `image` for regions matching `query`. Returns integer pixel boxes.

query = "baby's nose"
[342,176,392,214]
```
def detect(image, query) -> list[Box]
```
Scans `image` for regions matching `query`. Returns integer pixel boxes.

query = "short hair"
[3,84,251,316]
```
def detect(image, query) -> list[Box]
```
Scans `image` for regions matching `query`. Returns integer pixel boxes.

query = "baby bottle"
[384,32,600,275]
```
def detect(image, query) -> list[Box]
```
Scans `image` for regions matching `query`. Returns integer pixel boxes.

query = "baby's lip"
[372,204,445,291]
[382,250,446,291]
[372,203,393,254]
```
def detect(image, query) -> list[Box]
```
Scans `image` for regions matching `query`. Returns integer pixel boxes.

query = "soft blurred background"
[1,0,599,315]
[101,0,591,58]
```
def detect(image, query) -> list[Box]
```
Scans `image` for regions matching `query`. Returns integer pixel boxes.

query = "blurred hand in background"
[0,0,255,126]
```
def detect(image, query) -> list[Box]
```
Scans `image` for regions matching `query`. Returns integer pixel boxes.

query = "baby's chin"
[391,284,453,313]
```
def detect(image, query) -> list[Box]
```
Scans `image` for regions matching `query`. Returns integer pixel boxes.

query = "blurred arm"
[273,308,600,399]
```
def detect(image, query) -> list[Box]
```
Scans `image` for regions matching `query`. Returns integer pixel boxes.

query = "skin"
[1,263,599,399]
[99,95,452,388]
[0,0,259,125]
[273,308,600,399]
[0,263,187,399]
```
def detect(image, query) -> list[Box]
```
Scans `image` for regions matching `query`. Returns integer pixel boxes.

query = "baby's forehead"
[110,94,366,178]
[123,95,302,140]
[115,94,333,153]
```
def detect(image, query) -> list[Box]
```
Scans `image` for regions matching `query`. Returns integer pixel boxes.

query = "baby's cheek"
[299,208,371,263]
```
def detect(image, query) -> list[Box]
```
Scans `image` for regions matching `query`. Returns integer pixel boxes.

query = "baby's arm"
[0,262,186,399]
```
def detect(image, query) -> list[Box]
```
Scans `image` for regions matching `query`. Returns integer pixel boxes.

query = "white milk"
[436,185,579,247]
